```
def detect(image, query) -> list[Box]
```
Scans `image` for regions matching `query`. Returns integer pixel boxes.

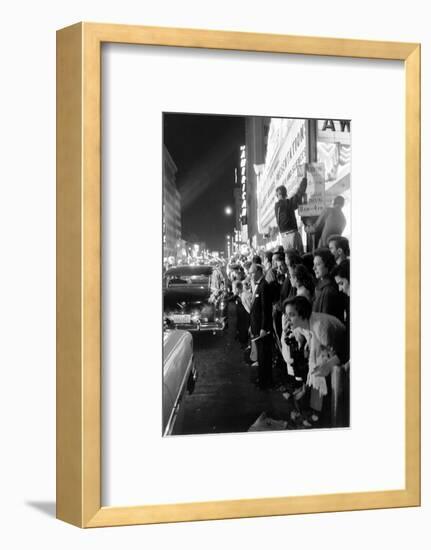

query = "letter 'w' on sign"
[340,120,351,132]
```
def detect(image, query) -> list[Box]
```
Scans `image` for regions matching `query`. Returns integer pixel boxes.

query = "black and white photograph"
[162,113,351,436]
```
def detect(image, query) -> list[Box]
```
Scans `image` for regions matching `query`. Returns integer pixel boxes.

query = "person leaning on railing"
[282,295,349,427]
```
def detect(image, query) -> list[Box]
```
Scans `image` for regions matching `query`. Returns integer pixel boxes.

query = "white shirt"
[251,275,264,303]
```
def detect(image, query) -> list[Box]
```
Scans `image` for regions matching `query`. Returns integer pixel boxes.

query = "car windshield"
[166,273,210,287]
[165,267,212,287]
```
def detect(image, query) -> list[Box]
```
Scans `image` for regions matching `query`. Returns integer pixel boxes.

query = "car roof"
[165,265,213,276]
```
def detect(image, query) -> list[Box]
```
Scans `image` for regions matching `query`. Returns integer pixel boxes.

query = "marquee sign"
[317,119,351,145]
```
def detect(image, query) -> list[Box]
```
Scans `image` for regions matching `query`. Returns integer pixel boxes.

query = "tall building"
[233,168,242,231]
[163,146,182,260]
[245,116,270,249]
[233,168,243,254]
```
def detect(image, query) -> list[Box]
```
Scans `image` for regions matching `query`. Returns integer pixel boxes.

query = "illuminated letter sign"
[322,119,336,131]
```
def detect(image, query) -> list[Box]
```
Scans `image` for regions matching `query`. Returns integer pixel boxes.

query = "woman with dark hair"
[279,251,302,303]
[332,259,350,297]
[301,252,315,276]
[332,259,350,424]
[285,250,302,269]
[332,258,350,359]
[312,248,344,322]
[290,264,315,302]
[272,250,301,349]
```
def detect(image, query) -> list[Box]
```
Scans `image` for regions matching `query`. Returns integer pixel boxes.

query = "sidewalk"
[176,303,307,435]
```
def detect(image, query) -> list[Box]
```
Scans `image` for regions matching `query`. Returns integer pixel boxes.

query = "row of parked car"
[162,264,228,436]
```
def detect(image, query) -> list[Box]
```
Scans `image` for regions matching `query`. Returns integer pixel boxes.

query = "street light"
[224,206,232,215]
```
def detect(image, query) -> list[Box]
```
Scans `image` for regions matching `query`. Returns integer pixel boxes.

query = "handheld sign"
[299,162,326,217]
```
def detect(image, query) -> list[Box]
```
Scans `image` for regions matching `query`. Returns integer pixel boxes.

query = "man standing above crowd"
[306,195,346,247]
[249,263,273,390]
[274,176,308,254]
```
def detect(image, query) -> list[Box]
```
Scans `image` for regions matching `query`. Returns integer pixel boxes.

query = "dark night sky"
[163,113,245,251]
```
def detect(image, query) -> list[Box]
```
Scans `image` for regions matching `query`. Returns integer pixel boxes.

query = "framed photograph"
[56,23,420,527]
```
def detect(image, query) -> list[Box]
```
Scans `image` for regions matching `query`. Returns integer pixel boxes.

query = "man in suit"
[306,196,347,248]
[249,263,273,389]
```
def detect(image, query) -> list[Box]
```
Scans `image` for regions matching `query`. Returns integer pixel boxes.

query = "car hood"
[164,286,211,311]
[163,329,193,375]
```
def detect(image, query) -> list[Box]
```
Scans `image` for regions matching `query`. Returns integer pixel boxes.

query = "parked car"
[163,326,197,436]
[163,265,227,332]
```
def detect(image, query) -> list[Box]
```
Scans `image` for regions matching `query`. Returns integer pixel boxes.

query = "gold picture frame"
[56,22,421,528]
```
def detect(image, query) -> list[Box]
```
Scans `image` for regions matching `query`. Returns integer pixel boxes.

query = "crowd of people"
[164,176,350,429]
[226,232,350,429]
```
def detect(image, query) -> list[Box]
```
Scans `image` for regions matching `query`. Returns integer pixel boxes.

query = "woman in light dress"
[281,295,348,427]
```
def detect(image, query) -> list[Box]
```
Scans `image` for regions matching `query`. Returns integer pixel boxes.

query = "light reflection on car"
[163,325,197,436]
[163,265,227,332]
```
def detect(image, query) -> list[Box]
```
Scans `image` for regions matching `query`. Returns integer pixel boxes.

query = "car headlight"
[191,312,201,323]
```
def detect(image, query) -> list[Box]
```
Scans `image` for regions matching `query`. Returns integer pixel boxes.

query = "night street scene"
[162,113,351,437]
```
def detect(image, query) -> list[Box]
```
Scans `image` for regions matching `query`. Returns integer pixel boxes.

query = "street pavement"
[172,302,299,435]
